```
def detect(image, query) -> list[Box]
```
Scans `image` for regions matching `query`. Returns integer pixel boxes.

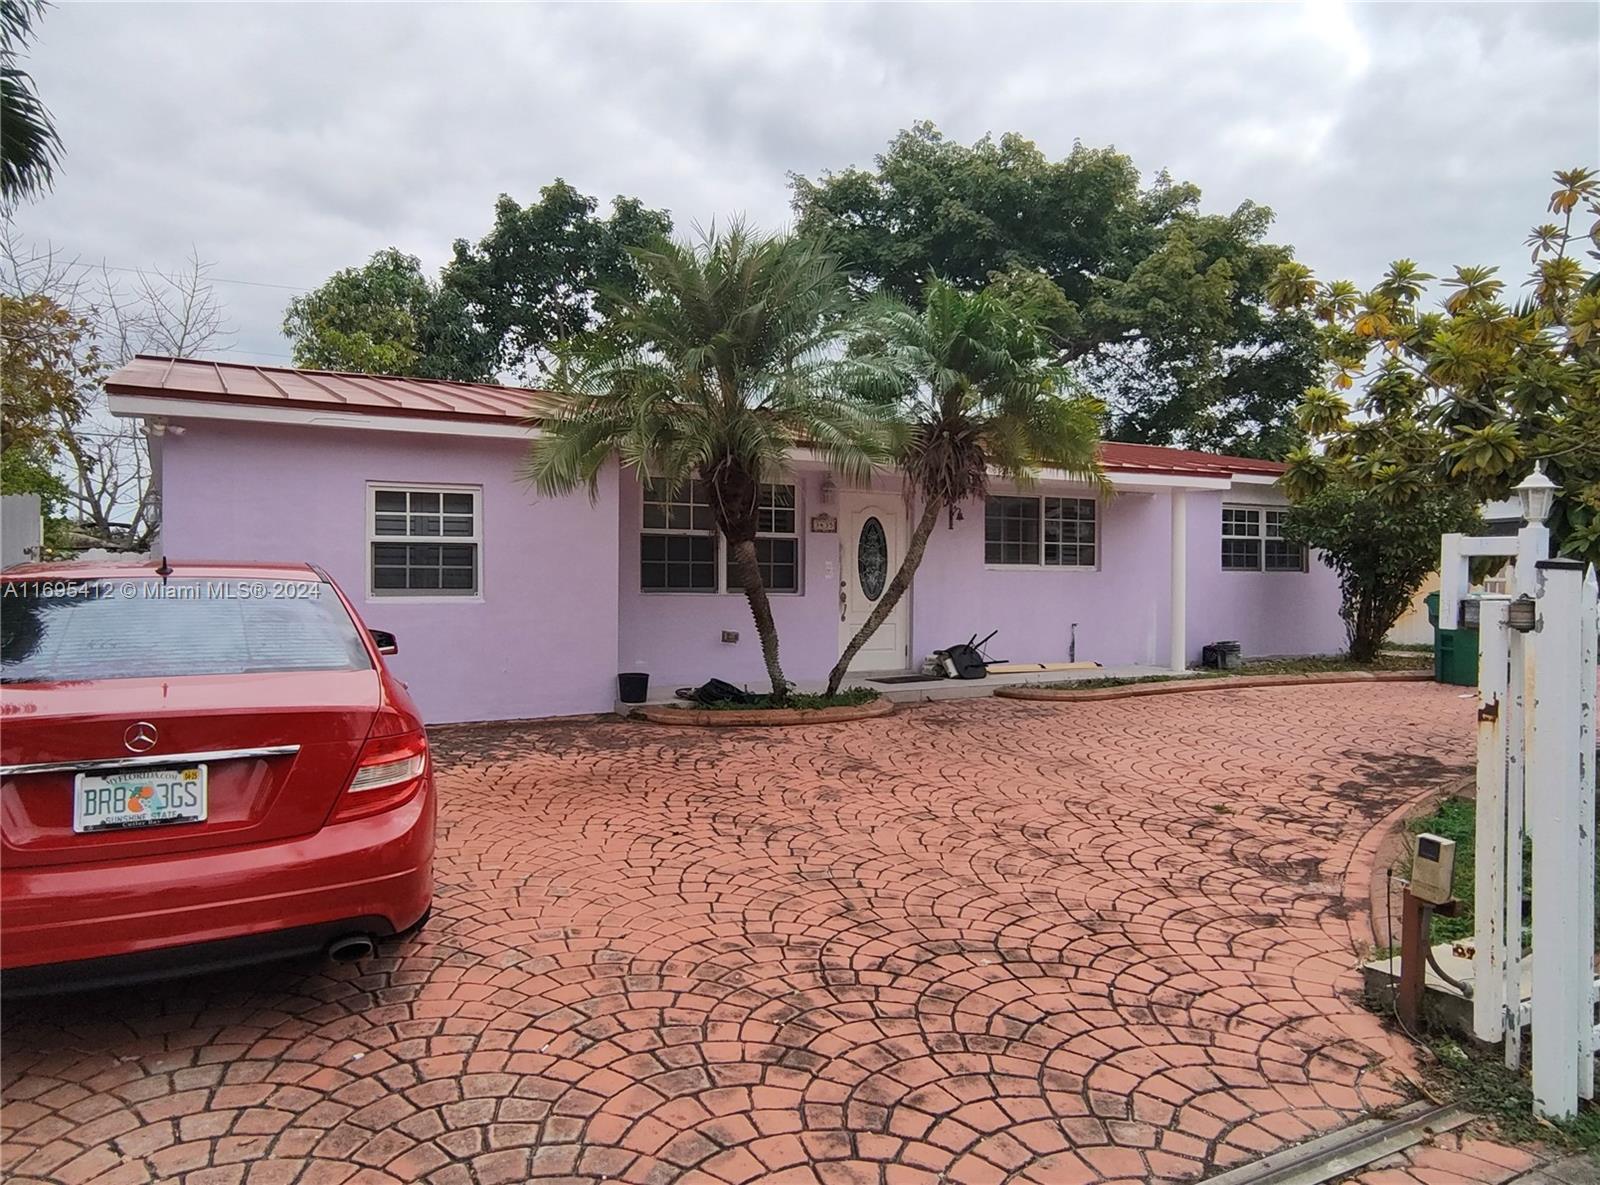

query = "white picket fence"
[1468,555,1597,1120]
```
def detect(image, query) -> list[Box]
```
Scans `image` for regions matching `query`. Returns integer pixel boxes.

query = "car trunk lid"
[1,670,380,866]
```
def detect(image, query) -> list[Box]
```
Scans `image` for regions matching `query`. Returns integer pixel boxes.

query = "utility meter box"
[1411,833,1457,905]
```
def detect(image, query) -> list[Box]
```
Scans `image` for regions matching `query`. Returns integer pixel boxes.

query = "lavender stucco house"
[106,355,1346,724]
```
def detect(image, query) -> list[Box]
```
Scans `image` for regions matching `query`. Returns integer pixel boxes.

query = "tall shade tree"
[826,280,1104,693]
[283,249,491,381]
[529,224,887,696]
[0,0,61,205]
[792,122,1318,458]
[443,180,673,380]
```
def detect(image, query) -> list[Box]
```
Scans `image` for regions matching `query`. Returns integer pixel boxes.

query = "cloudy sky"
[16,2,1599,368]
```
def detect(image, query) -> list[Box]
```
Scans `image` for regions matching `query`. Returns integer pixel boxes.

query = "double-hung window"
[984,495,1097,568]
[641,480,800,593]
[728,484,799,593]
[370,485,480,596]
[1221,504,1305,572]
[641,479,718,591]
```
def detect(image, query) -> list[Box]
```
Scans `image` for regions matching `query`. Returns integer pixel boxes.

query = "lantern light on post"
[1507,594,1538,633]
[1515,461,1556,526]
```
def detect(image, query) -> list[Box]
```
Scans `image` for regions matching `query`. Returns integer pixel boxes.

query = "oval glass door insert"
[858,516,888,601]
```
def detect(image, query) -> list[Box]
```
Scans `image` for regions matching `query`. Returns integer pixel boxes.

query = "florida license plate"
[73,766,208,833]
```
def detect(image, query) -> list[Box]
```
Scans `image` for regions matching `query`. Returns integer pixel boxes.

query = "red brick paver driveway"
[2,683,1478,1185]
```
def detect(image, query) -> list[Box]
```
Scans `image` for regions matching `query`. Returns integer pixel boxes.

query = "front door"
[839,492,909,672]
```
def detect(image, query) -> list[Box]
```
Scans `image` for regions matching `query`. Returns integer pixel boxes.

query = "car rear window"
[0,578,374,683]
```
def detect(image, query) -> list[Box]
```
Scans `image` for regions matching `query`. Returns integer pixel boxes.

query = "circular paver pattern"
[2,684,1475,1185]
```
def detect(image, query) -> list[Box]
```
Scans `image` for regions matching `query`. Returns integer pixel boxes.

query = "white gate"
[1466,468,1597,1120]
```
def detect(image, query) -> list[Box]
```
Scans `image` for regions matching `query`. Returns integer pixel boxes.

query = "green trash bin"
[1427,592,1478,685]
[1436,627,1480,686]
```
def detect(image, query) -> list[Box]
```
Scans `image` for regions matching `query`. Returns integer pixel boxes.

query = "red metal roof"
[107,355,1283,480]
[105,355,566,424]
[1098,441,1285,478]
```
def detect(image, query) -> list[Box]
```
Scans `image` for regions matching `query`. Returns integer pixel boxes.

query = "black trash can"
[617,672,650,704]
[1202,640,1242,670]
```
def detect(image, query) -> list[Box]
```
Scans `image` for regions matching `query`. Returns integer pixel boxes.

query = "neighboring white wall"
[1,494,42,567]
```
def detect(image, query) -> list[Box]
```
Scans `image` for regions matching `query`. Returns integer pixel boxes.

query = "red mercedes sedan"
[0,560,434,992]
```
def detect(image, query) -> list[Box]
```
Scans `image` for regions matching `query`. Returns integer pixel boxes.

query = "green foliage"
[528,222,887,696]
[0,442,71,554]
[1270,166,1600,567]
[282,249,491,381]
[0,291,94,533]
[1281,484,1479,660]
[1,0,62,204]
[1036,654,1430,690]
[1406,797,1481,945]
[792,122,1319,456]
[287,181,672,382]
[845,279,1104,510]
[442,180,672,379]
[826,279,1103,693]
[684,687,881,711]
[1425,1036,1600,1152]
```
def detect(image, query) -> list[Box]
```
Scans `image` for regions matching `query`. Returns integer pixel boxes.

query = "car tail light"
[332,716,429,823]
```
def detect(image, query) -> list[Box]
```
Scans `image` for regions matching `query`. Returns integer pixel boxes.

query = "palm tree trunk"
[727,535,789,697]
[826,496,943,695]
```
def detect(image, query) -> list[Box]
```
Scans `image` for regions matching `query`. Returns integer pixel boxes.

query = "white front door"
[839,492,909,672]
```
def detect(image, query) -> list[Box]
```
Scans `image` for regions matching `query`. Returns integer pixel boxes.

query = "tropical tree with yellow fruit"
[1264,167,1599,657]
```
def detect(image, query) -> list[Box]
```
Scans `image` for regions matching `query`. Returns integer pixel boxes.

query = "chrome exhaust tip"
[326,935,376,964]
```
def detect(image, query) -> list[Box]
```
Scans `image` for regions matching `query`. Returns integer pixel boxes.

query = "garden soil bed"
[633,698,895,727]
[996,669,1433,702]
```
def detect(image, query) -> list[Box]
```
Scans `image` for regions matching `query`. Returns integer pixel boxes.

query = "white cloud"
[13,1,1597,366]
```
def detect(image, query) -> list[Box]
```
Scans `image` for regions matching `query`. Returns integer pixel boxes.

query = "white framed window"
[641,480,800,594]
[984,495,1097,569]
[369,484,481,596]
[729,484,799,593]
[1222,504,1305,572]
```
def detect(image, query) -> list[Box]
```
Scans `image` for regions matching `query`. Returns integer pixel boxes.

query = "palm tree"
[1,0,63,205]
[825,279,1104,694]
[529,222,886,697]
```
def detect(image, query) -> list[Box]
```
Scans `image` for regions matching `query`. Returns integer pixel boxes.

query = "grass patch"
[1033,653,1430,691]
[677,687,882,711]
[1241,653,1431,674]
[1385,641,1434,653]
[1424,1035,1600,1152]
[1406,797,1480,945]
[1405,795,1600,948]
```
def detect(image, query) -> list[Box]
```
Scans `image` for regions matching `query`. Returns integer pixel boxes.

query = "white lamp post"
[1514,462,1554,595]
[1514,461,1556,527]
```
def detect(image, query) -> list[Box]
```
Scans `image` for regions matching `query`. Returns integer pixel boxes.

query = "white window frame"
[1221,503,1306,573]
[639,480,802,595]
[983,494,1099,571]
[367,482,482,601]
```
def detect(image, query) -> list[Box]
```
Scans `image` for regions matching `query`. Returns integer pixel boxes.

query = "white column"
[1577,563,1596,1102]
[1169,489,1188,672]
[1529,559,1589,1121]
[1474,596,1511,1043]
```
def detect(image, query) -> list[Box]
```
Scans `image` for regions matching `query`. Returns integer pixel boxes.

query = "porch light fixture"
[1514,461,1556,526]
[1506,593,1538,633]
[1458,598,1482,629]
[819,476,837,506]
